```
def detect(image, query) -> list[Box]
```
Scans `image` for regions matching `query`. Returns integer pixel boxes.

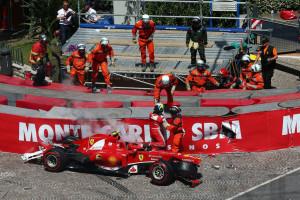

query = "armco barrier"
[1,105,300,154]
[0,96,8,105]
[16,95,67,111]
[72,101,124,108]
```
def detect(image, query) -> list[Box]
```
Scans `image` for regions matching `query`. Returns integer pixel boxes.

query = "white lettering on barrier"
[18,121,242,145]
[54,125,70,141]
[19,122,37,142]
[38,124,54,142]
[192,121,242,141]
[282,114,300,135]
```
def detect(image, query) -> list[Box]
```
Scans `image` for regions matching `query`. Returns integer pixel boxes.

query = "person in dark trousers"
[186,16,208,64]
[29,34,51,86]
[259,37,278,89]
[57,1,75,45]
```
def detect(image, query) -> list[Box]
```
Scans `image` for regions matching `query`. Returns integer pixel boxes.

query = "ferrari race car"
[22,133,202,187]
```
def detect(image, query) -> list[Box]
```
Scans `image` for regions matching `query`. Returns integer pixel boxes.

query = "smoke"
[46,107,143,143]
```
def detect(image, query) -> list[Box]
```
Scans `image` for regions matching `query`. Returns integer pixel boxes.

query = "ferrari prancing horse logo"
[89,138,95,146]
[138,154,144,161]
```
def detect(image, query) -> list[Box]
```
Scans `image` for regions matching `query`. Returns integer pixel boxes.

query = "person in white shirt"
[57,1,75,44]
[82,3,100,23]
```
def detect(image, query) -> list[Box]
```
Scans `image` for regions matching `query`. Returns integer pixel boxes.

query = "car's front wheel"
[43,147,68,172]
[149,160,175,186]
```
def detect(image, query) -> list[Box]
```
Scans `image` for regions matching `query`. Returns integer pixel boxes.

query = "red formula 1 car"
[22,133,202,187]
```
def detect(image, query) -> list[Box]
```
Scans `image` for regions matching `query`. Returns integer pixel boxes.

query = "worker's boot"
[141,64,147,72]
[91,83,98,93]
[150,63,155,72]
[107,84,112,94]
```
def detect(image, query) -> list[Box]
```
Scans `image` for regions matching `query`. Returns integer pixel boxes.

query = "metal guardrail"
[0,42,24,65]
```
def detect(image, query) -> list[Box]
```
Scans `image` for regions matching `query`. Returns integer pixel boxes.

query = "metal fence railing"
[0,42,24,65]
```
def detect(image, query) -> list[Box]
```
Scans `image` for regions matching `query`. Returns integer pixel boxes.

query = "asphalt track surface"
[1,147,300,200]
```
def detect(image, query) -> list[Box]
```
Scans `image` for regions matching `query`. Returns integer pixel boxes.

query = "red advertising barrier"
[131,101,181,107]
[200,98,259,109]
[16,95,67,111]
[2,107,300,154]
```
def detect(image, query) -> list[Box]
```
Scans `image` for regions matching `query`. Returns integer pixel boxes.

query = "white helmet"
[196,59,205,66]
[77,43,86,50]
[241,54,250,62]
[142,14,150,23]
[251,64,262,72]
[161,75,170,86]
[100,37,109,46]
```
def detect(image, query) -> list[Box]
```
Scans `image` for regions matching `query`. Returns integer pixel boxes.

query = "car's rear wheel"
[175,161,198,179]
[149,160,174,186]
[43,147,68,172]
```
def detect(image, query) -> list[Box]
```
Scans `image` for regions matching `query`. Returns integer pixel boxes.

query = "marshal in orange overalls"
[154,73,178,107]
[66,50,87,85]
[132,19,156,65]
[88,43,114,86]
[186,68,219,93]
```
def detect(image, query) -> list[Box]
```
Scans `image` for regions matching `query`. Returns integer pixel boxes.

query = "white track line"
[226,166,300,200]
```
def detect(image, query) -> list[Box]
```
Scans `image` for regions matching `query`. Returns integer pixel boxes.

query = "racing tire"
[175,161,198,179]
[149,160,175,186]
[43,147,68,172]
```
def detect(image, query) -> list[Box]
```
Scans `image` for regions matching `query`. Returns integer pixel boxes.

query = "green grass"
[8,39,34,65]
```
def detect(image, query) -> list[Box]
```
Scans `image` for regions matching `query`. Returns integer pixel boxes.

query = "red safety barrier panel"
[2,106,300,154]
[101,89,148,96]
[131,101,181,107]
[256,93,300,104]
[0,96,8,105]
[16,95,67,111]
[200,98,258,109]
[72,101,123,108]
[204,89,246,93]
[0,74,90,93]
[158,90,198,96]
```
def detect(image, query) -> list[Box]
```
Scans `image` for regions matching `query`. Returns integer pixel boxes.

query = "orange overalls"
[186,69,219,93]
[132,20,155,65]
[239,63,253,89]
[88,44,114,86]
[154,73,178,107]
[245,72,264,90]
[149,112,166,149]
[166,117,184,153]
[66,50,87,85]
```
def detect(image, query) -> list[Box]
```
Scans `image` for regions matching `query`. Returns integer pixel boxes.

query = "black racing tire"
[149,160,175,186]
[43,147,68,172]
[175,161,198,179]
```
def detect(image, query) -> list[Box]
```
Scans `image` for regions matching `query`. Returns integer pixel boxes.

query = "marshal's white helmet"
[196,59,205,66]
[251,64,262,72]
[161,75,170,86]
[77,43,86,50]
[142,14,150,23]
[241,54,250,62]
[100,37,109,46]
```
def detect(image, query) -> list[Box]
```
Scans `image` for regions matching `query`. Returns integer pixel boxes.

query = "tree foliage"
[23,0,85,39]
